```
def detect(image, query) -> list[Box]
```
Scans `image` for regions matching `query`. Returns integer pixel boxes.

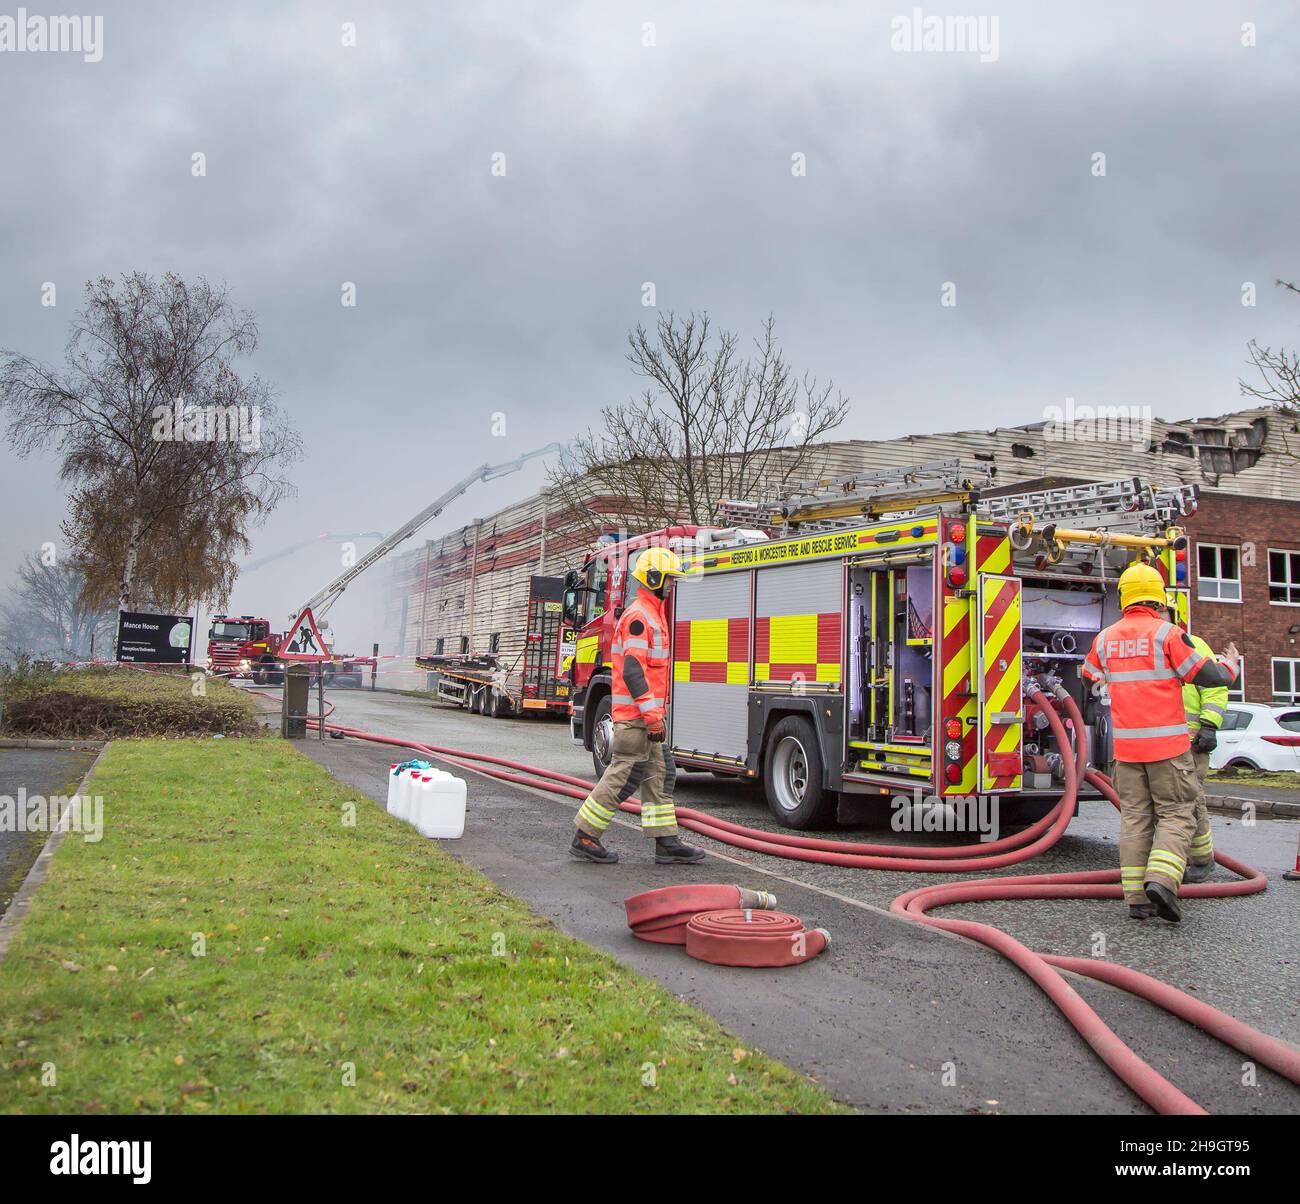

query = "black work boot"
[1128,904,1156,920]
[655,835,706,865]
[1183,861,1213,884]
[1144,880,1182,923]
[570,830,618,864]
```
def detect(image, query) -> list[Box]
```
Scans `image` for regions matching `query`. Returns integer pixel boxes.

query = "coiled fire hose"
[304,695,1300,1114]
[622,883,827,966]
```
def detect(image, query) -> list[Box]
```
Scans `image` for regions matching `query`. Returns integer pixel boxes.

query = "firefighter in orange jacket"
[1082,562,1239,922]
[570,547,706,866]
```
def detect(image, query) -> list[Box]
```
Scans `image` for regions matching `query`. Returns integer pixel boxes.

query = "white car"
[1210,704,1300,773]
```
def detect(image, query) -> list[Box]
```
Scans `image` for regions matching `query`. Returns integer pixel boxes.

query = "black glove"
[1192,726,1218,754]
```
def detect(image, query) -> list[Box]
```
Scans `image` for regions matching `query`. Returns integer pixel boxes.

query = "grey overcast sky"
[2,1,1298,649]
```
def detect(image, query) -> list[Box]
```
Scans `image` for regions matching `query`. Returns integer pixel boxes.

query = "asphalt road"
[256,685,1300,1114]
[0,748,97,916]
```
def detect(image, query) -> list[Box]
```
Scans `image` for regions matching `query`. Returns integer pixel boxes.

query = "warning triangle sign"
[280,607,330,661]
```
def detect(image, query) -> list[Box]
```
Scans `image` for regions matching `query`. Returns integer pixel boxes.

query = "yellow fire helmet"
[1118,561,1167,610]
[632,546,688,591]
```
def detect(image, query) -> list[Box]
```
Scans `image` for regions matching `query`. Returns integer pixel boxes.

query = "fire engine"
[565,462,1197,829]
[206,615,372,686]
[207,443,562,688]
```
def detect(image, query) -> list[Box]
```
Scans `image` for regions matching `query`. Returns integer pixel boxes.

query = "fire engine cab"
[565,462,1197,830]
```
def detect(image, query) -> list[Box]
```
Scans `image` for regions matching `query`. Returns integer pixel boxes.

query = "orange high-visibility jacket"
[1082,604,1210,762]
[611,591,670,723]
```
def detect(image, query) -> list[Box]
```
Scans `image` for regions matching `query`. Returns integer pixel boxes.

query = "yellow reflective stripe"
[580,797,615,821]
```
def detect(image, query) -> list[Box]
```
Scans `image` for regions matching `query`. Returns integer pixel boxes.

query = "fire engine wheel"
[763,715,834,830]
[590,694,614,779]
[252,664,267,686]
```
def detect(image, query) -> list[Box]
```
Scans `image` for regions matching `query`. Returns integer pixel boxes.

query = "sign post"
[116,611,194,666]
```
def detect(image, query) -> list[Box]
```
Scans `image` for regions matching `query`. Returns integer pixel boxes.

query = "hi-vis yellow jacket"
[1182,632,1229,732]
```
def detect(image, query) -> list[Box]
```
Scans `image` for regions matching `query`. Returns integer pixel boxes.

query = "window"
[435,637,445,655]
[1196,543,1240,602]
[584,558,609,625]
[490,632,501,654]
[1268,550,1300,606]
[460,636,469,654]
[1276,710,1300,734]
[1273,658,1300,703]
[1221,709,1251,731]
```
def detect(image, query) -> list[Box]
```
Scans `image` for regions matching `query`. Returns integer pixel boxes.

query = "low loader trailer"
[416,575,575,719]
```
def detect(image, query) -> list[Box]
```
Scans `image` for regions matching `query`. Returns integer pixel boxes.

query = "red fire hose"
[304,696,1299,1114]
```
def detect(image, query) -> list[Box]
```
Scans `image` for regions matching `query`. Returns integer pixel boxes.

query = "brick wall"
[1186,491,1300,704]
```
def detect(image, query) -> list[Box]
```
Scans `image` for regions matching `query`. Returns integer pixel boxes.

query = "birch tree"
[0,273,301,611]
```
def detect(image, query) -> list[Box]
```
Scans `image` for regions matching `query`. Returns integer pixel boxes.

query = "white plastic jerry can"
[416,768,466,839]
[386,764,401,814]
[395,768,420,824]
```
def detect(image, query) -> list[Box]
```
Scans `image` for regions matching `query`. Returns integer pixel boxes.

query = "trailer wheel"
[763,715,834,830]
[489,689,512,718]
[469,686,483,715]
[590,694,614,779]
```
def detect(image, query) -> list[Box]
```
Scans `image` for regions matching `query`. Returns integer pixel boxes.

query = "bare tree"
[0,273,301,611]
[1240,278,1300,461]
[549,312,849,533]
[0,552,116,660]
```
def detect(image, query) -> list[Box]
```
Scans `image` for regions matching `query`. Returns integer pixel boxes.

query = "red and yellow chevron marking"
[980,575,1023,793]
[754,613,841,684]
[973,524,1011,575]
[940,587,978,795]
[673,617,750,685]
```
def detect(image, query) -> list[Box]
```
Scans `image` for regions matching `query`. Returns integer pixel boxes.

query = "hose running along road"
[305,693,1300,1114]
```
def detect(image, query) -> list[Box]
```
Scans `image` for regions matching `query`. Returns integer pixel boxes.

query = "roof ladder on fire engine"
[977,477,1198,535]
[715,459,998,533]
[977,476,1198,567]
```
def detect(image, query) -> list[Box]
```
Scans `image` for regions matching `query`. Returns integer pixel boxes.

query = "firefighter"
[1165,602,1229,884]
[1082,561,1239,922]
[569,547,706,866]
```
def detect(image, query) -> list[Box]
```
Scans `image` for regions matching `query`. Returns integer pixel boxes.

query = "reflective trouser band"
[578,796,617,832]
[1113,724,1189,740]
[1146,850,1186,881]
[1120,866,1147,898]
[1190,831,1214,855]
[639,804,677,827]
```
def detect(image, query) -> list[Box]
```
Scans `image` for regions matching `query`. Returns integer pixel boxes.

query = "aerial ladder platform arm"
[291,442,562,623]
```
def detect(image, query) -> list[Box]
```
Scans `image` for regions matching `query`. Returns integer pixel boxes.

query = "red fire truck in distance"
[564,463,1197,831]
[205,615,373,687]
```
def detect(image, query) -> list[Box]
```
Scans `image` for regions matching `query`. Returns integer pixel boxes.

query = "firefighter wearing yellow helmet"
[1082,560,1239,922]
[570,546,706,865]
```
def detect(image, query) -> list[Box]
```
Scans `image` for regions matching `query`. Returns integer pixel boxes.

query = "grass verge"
[0,738,844,1114]
[0,665,257,739]
[1208,769,1300,791]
